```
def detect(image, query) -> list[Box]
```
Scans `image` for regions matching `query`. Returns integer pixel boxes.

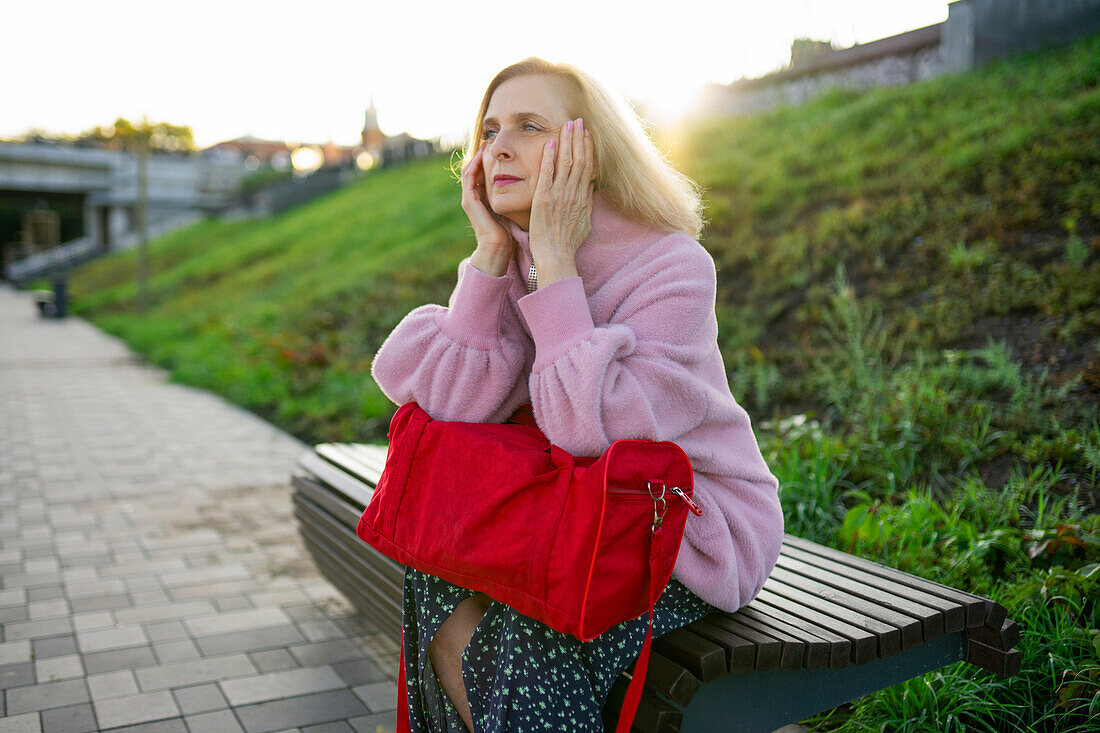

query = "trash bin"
[33,274,68,318]
[51,274,68,318]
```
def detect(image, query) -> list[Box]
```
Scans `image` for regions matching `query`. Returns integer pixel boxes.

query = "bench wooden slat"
[605,677,682,733]
[292,474,405,590]
[652,629,727,682]
[701,616,783,671]
[782,535,990,628]
[292,491,405,596]
[298,451,374,509]
[725,612,809,671]
[752,589,871,664]
[966,618,1021,651]
[766,568,925,651]
[342,442,389,476]
[646,652,702,708]
[757,577,902,659]
[735,606,832,670]
[317,443,385,488]
[685,619,758,674]
[298,528,402,638]
[292,473,365,529]
[778,544,965,634]
[773,557,945,641]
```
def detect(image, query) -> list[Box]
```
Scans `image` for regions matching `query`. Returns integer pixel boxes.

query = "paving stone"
[214,596,254,612]
[220,666,346,706]
[26,586,64,603]
[233,689,370,733]
[34,653,83,681]
[195,624,306,657]
[184,608,292,638]
[330,660,387,687]
[92,719,188,733]
[0,639,32,665]
[347,712,398,733]
[0,588,27,605]
[135,654,256,691]
[0,605,30,624]
[27,599,70,620]
[6,677,90,715]
[23,558,59,574]
[171,683,228,715]
[87,669,139,700]
[72,612,114,633]
[166,580,262,601]
[351,681,397,713]
[248,649,300,674]
[69,594,132,614]
[40,701,97,733]
[296,620,345,643]
[289,640,366,668]
[92,689,180,729]
[3,617,74,641]
[300,723,354,733]
[115,601,217,626]
[144,620,191,642]
[81,645,158,675]
[0,712,42,733]
[0,662,36,690]
[28,633,73,661]
[183,709,245,733]
[153,639,201,663]
[76,624,148,653]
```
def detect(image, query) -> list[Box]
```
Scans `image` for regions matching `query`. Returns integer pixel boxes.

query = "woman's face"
[481,74,574,230]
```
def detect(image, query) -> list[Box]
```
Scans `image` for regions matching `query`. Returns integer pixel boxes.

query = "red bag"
[356,402,702,732]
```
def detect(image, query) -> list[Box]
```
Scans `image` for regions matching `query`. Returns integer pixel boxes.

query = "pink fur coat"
[371,196,783,612]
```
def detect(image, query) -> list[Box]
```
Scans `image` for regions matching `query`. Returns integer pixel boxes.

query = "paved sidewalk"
[0,284,399,732]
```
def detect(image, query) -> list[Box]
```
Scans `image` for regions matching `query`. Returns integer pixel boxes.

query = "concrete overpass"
[1,143,242,282]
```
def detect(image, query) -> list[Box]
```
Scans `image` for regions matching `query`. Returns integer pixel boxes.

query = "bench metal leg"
[679,632,967,732]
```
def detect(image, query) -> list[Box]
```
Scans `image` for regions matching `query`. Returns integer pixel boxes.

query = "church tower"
[361,97,384,161]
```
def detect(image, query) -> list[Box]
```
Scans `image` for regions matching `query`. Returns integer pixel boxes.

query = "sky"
[3,0,952,150]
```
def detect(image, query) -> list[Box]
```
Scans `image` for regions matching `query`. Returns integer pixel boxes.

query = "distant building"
[204,136,294,171]
[359,98,439,169]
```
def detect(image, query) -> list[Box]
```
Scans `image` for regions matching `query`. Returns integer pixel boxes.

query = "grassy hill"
[70,33,1100,731]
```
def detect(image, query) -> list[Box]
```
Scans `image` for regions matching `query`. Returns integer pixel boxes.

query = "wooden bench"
[291,442,1020,732]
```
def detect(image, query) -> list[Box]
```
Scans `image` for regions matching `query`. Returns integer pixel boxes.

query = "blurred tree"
[76,117,197,154]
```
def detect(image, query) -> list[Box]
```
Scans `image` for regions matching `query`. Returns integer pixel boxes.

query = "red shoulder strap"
[614,533,663,733]
[397,633,411,733]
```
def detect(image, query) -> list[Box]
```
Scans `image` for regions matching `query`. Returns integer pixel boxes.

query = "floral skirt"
[401,568,712,732]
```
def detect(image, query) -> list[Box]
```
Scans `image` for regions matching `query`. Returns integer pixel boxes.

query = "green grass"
[69,34,1100,731]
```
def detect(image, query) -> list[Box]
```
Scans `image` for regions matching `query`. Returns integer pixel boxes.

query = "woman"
[371,57,783,732]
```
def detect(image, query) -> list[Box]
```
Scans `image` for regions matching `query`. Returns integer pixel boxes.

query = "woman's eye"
[522,123,541,132]
[481,129,497,140]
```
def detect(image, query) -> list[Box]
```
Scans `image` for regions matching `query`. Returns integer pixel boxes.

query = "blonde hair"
[457,58,705,238]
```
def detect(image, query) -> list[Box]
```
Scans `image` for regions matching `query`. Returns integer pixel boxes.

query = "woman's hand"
[462,142,515,277]
[529,118,595,288]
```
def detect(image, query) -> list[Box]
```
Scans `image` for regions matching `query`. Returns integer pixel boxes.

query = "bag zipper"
[606,483,703,516]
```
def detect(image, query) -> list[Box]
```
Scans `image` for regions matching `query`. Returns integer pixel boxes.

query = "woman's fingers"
[558,120,574,172]
[536,137,556,195]
[461,143,484,187]
[583,129,595,183]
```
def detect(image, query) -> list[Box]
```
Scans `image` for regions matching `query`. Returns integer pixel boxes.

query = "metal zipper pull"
[669,486,703,516]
